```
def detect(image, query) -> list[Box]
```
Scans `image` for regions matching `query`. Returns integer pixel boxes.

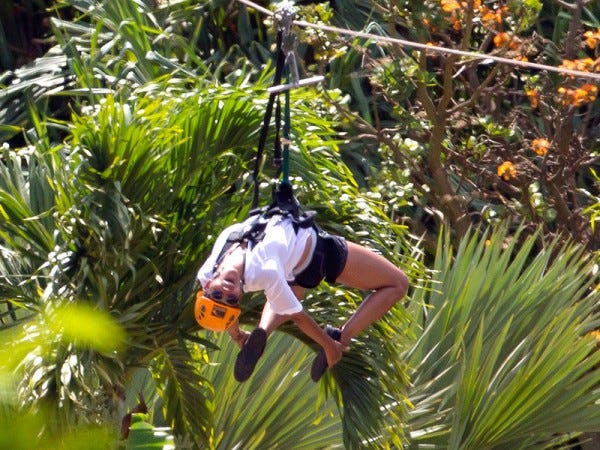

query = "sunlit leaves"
[0,302,125,448]
[405,227,600,448]
[200,330,343,450]
[46,303,126,354]
[126,413,175,450]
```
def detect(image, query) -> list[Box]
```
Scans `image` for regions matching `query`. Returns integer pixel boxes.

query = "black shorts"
[292,229,348,289]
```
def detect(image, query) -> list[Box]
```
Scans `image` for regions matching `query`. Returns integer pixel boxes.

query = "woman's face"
[205,264,243,305]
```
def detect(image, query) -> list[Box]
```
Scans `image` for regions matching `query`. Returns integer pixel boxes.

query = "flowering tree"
[311,0,600,249]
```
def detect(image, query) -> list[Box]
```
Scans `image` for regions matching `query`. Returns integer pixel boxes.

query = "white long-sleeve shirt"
[197,215,314,315]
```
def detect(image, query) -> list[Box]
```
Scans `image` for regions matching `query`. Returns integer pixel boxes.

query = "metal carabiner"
[274,2,300,86]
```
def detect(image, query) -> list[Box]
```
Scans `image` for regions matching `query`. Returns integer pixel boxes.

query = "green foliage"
[47,303,127,354]
[581,167,600,233]
[3,0,600,448]
[405,226,600,448]
[0,143,57,322]
[0,303,123,449]
[2,68,419,447]
[199,331,343,449]
[1,81,268,446]
[150,344,212,447]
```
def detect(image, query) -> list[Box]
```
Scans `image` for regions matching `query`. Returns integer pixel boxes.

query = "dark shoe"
[234,328,267,382]
[310,325,342,382]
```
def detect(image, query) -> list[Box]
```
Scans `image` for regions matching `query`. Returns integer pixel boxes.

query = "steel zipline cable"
[236,0,600,82]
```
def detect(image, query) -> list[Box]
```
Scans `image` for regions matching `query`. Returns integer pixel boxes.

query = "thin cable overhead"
[236,0,600,82]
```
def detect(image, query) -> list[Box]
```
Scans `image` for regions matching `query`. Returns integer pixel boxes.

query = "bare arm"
[288,310,346,367]
[226,322,250,349]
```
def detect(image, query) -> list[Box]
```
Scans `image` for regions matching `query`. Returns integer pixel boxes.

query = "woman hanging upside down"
[195,207,409,382]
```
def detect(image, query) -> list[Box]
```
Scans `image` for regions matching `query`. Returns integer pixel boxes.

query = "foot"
[234,328,267,382]
[310,325,342,382]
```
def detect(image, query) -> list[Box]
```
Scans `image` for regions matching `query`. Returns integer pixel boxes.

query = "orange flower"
[559,84,598,106]
[452,17,462,31]
[532,138,550,156]
[582,83,598,95]
[441,0,484,31]
[560,58,597,77]
[497,161,516,181]
[526,89,539,108]
[559,59,576,71]
[481,7,501,25]
[584,30,600,49]
[575,85,597,105]
[493,32,510,48]
[441,0,460,12]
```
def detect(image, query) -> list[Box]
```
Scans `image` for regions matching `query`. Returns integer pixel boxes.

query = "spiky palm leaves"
[405,228,600,449]
[1,0,416,444]
[1,86,264,445]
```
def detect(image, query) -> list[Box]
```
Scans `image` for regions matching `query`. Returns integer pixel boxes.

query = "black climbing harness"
[213,183,316,272]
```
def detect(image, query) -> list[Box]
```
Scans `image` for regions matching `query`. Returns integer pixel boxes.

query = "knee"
[392,270,409,301]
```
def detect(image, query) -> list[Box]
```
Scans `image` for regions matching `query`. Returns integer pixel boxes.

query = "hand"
[229,328,250,349]
[324,339,348,368]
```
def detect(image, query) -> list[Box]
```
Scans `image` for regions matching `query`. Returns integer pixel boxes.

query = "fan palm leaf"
[60,87,265,445]
[405,226,600,449]
[0,84,264,445]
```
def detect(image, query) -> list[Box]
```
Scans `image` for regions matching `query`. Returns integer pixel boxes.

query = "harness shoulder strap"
[228,215,270,245]
[213,215,269,270]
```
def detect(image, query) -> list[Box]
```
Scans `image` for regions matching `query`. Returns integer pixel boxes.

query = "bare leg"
[258,285,306,334]
[335,242,408,346]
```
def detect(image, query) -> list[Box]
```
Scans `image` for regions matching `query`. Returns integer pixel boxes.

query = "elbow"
[288,310,307,326]
[288,310,303,322]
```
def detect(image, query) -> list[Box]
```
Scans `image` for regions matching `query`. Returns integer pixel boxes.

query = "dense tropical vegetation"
[1,0,599,448]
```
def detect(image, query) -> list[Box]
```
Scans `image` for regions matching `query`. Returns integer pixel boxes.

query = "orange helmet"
[194,291,241,331]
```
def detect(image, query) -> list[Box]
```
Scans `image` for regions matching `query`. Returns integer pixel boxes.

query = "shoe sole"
[234,328,267,382]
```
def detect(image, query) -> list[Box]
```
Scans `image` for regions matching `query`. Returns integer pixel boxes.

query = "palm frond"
[405,226,600,449]
[151,341,213,448]
[0,142,57,327]
[201,330,343,449]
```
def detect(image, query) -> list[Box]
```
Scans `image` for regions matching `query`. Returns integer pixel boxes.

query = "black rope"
[252,29,286,210]
[273,93,282,177]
